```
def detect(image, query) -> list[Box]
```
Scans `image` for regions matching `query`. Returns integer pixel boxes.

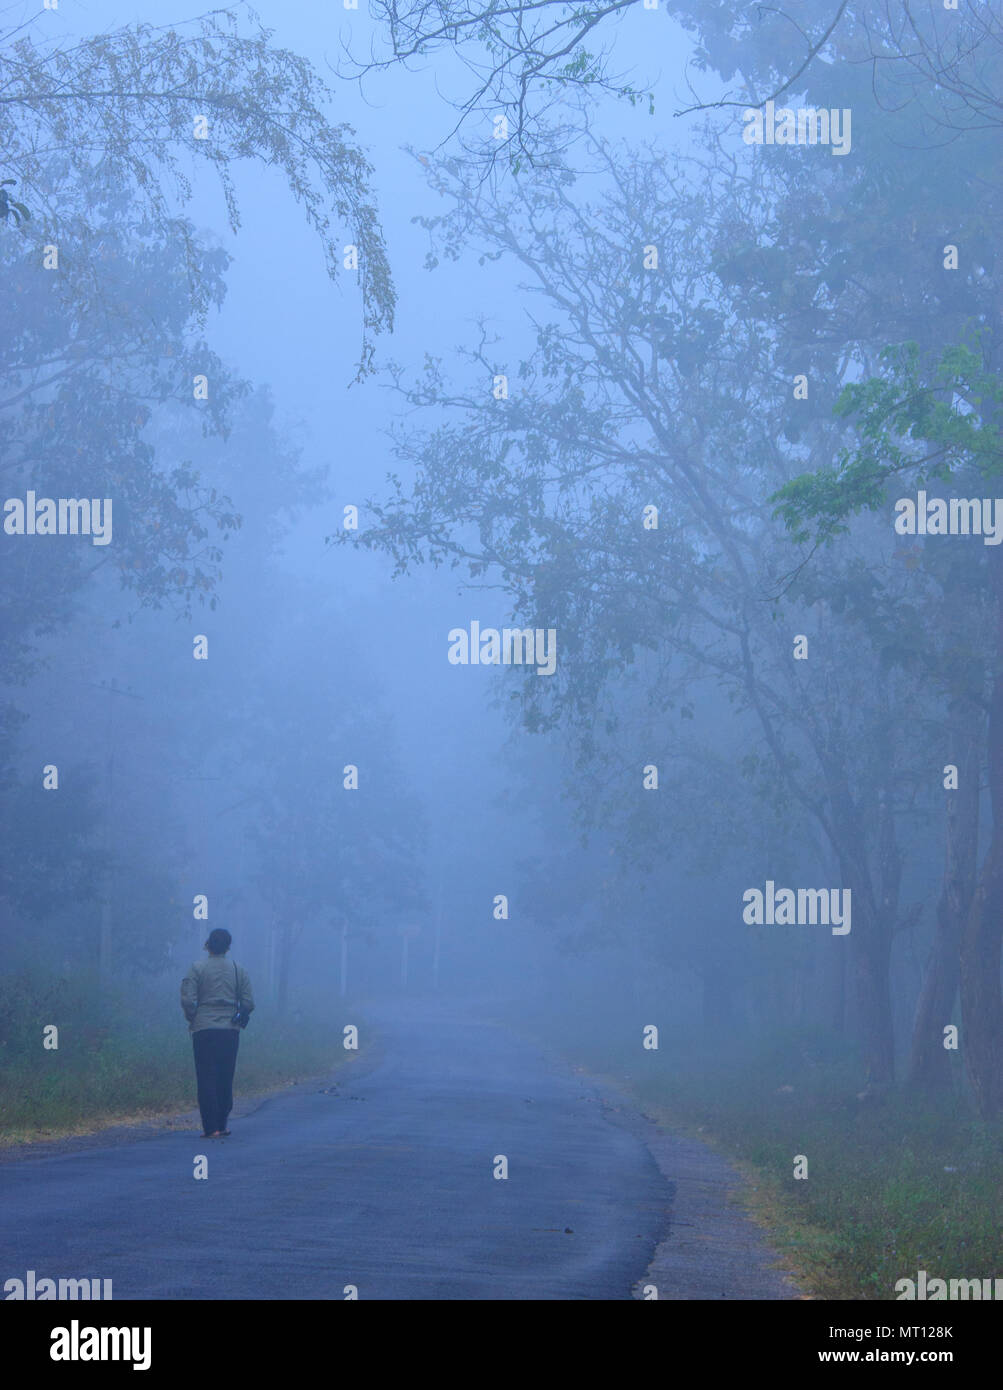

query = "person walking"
[181,928,254,1139]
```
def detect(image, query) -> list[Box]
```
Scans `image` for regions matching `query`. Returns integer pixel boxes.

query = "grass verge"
[508,1007,1003,1300]
[0,970,369,1146]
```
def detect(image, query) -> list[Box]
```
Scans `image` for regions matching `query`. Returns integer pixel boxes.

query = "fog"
[2,0,1001,1315]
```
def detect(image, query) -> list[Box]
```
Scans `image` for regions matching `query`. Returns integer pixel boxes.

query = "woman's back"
[182,956,252,1033]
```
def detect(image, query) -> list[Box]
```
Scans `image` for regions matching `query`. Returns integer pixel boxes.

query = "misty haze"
[1,0,1001,1353]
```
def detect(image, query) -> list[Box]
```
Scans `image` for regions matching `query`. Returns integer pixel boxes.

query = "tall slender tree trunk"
[908,714,980,1089]
[276,923,291,1015]
[851,908,895,1083]
[959,549,1003,1119]
[831,944,846,1035]
[829,773,897,1084]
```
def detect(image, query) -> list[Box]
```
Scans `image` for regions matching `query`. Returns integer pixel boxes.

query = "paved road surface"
[0,1000,798,1299]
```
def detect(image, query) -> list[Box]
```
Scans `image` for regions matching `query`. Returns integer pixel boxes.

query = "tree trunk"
[829,772,897,1084]
[960,839,1003,1118]
[908,715,980,1089]
[275,923,291,1015]
[911,917,961,1090]
[960,549,1003,1118]
[830,943,846,1035]
[851,909,896,1083]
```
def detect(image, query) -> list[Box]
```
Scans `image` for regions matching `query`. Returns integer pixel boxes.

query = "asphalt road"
[1,1002,678,1300]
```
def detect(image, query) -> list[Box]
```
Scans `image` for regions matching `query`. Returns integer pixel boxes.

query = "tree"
[1,5,394,372]
[345,0,858,164]
[774,338,1003,1117]
[342,141,946,1083]
[349,0,1003,177]
[344,0,655,166]
[1,169,244,687]
[239,645,428,1011]
[858,1,1003,138]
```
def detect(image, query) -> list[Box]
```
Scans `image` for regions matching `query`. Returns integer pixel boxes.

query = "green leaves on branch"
[772,339,1003,548]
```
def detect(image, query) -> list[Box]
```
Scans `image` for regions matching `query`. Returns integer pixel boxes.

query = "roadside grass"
[0,970,367,1145]
[508,1008,1003,1301]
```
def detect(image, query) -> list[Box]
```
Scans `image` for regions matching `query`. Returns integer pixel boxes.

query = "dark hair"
[205,928,232,956]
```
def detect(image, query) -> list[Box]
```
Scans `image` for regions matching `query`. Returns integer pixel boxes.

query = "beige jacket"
[181,955,254,1034]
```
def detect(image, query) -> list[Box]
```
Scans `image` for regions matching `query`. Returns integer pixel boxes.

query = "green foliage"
[773,338,1003,547]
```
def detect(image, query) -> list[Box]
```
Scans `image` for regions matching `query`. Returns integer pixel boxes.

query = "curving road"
[0,1000,797,1300]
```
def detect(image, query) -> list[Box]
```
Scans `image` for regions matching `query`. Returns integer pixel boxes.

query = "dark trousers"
[192,1028,240,1135]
